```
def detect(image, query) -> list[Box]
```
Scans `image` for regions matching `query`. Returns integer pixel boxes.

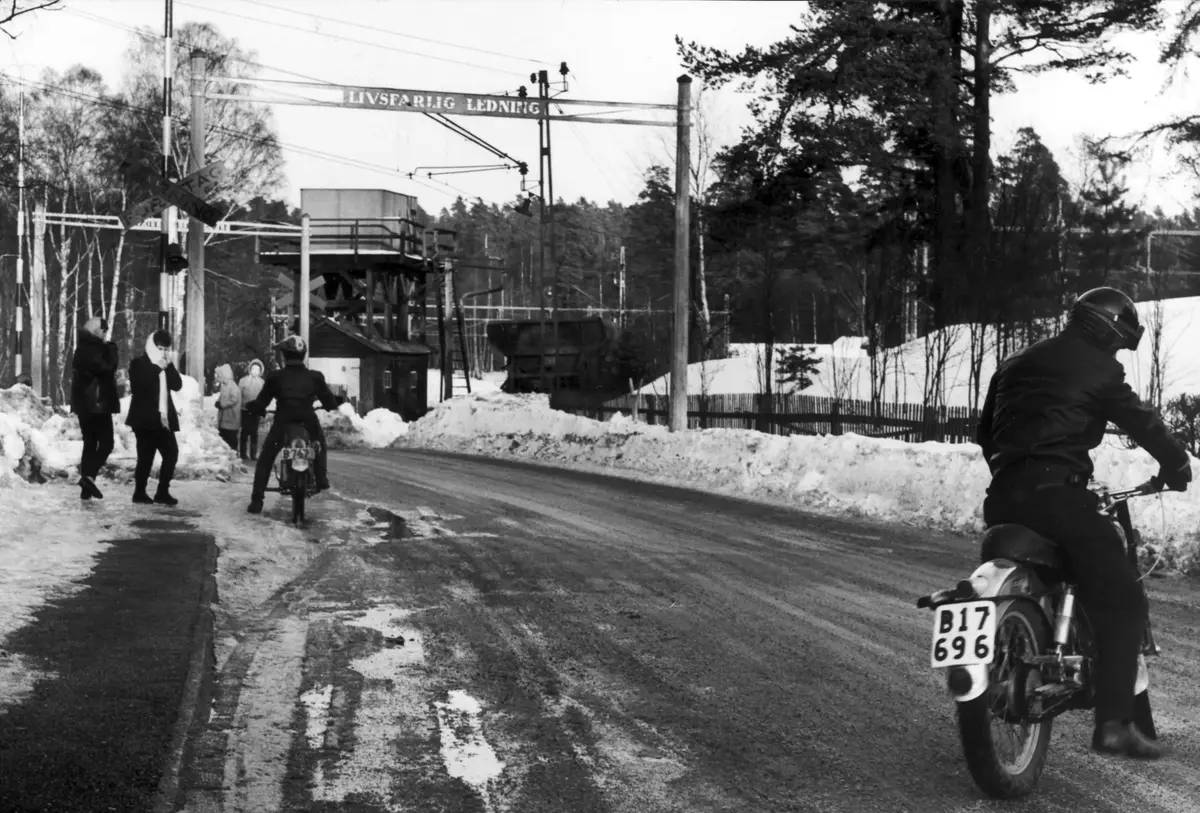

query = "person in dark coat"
[977,286,1191,760]
[243,335,341,514]
[125,329,183,506]
[70,316,120,500]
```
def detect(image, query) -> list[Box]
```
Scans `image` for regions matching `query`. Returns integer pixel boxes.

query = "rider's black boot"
[247,498,263,514]
[1092,720,1166,759]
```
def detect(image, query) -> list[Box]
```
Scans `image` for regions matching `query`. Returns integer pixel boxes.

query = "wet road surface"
[179,448,1200,813]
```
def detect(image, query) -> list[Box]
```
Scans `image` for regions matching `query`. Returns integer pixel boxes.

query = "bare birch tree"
[118,21,284,211]
[0,0,60,35]
[24,66,111,399]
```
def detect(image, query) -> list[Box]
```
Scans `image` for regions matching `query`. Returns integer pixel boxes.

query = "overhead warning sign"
[340,87,547,120]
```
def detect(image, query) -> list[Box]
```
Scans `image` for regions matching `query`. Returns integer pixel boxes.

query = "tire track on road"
[327,449,1200,813]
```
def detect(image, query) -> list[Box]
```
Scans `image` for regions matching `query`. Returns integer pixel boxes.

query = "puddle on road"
[321,499,495,544]
[363,506,409,542]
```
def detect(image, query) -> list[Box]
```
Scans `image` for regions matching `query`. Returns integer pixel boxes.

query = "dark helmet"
[1068,287,1144,352]
[275,334,308,361]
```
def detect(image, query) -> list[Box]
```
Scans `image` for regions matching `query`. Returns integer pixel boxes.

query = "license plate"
[930,600,997,668]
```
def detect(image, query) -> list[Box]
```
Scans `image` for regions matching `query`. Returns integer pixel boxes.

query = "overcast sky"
[3,0,1198,217]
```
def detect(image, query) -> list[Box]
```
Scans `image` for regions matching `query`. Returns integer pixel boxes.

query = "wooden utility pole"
[669,75,692,432]
[536,69,550,392]
[185,49,206,379]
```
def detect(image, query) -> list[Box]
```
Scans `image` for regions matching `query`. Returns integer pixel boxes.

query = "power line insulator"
[518,85,528,98]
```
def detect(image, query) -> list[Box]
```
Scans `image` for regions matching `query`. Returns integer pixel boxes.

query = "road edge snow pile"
[399,391,1200,573]
[319,403,409,449]
[0,377,237,485]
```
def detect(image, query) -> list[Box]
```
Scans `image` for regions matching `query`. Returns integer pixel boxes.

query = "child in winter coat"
[214,363,242,450]
[238,358,265,460]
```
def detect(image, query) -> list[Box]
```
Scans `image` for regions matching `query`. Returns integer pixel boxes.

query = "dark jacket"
[70,330,120,415]
[126,337,184,432]
[977,323,1188,481]
[246,359,341,425]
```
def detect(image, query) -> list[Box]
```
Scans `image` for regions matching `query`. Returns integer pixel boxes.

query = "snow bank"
[401,392,1200,573]
[0,386,69,485]
[320,403,408,449]
[640,340,870,397]
[426,372,505,408]
[0,375,237,487]
[653,296,1200,405]
[791,295,1200,406]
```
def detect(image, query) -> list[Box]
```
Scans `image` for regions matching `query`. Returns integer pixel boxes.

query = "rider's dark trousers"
[251,415,328,501]
[984,469,1147,727]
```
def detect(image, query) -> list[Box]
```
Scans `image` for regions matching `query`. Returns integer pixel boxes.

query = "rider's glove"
[1157,460,1193,492]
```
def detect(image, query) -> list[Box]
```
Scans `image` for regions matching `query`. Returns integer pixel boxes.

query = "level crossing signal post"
[25,72,693,430]
[207,73,694,431]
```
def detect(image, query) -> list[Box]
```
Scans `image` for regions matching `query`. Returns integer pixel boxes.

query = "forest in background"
[7,4,1200,410]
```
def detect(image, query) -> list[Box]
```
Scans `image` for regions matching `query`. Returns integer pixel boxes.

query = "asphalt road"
[180,447,1200,813]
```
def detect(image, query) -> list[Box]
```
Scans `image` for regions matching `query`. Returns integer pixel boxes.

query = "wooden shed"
[307,316,431,421]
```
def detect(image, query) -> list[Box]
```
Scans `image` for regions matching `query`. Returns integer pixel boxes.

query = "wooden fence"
[564,392,982,443]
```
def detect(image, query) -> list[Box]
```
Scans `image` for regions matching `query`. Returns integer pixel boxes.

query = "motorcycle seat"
[283,422,312,443]
[979,523,1066,577]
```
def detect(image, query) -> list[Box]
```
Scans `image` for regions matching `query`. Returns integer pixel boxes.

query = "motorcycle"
[263,409,326,526]
[916,477,1166,799]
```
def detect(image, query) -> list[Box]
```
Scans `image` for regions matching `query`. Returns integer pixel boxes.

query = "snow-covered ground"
[642,296,1200,406]
[0,375,240,487]
[0,481,143,707]
[318,403,409,449]
[0,374,414,712]
[425,371,505,408]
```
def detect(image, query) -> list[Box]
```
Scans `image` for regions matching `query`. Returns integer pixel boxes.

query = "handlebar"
[1093,476,1170,512]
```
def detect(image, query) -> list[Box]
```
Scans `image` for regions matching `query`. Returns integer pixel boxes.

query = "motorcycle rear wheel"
[957,600,1054,799]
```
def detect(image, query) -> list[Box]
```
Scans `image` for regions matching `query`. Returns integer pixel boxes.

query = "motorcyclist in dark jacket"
[244,335,341,513]
[977,287,1191,760]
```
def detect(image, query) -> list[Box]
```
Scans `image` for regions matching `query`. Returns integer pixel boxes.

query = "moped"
[916,477,1166,798]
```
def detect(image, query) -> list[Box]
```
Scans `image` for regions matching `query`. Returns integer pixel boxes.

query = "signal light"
[165,242,188,273]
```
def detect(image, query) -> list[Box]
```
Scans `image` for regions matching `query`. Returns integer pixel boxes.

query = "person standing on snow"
[70,315,120,500]
[125,329,183,506]
[238,358,265,460]
[214,363,242,450]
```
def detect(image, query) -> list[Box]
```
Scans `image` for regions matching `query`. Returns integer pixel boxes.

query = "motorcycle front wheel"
[957,600,1054,799]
